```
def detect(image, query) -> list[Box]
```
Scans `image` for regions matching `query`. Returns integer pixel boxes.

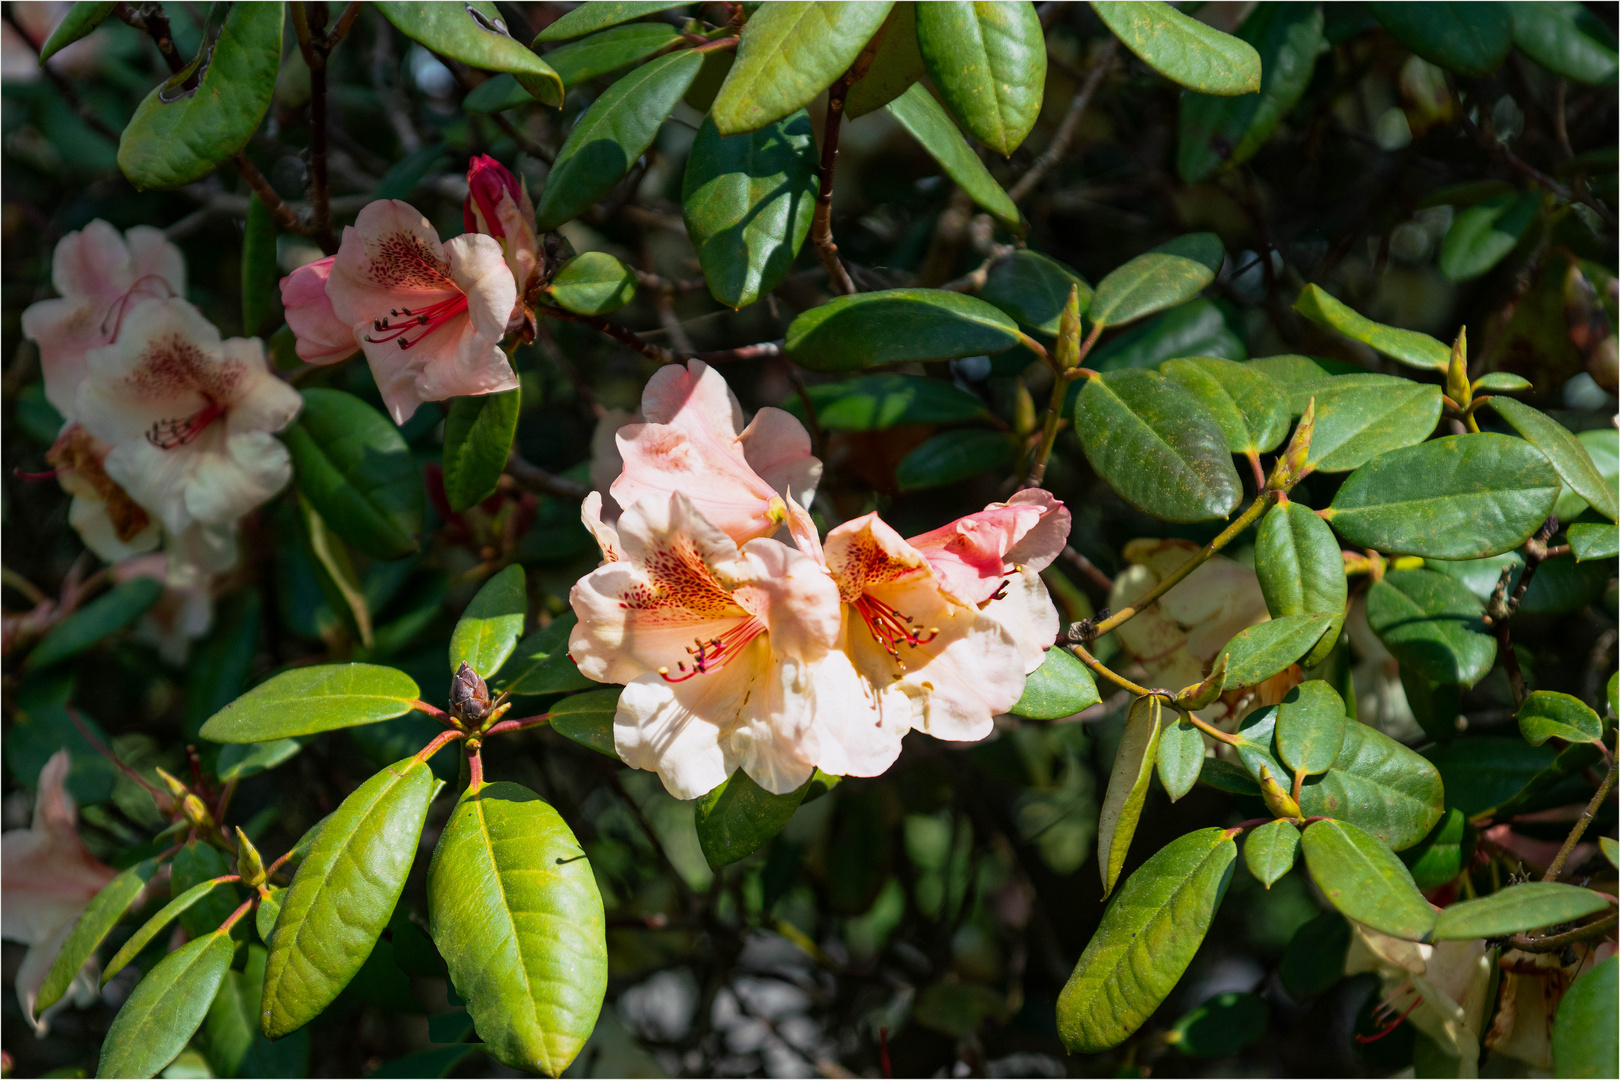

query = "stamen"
[658,619,763,682]
[146,399,225,449]
[100,275,178,340]
[364,295,468,350]
[854,593,939,663]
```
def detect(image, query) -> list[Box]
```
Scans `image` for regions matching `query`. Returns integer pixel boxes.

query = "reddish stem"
[416,728,467,763]
[219,894,257,933]
[483,713,552,738]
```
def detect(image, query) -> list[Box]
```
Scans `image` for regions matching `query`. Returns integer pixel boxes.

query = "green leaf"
[293,492,374,650]
[1216,614,1337,689]
[1169,991,1270,1057]
[1326,434,1561,559]
[462,73,535,113]
[1072,369,1242,523]
[712,2,893,135]
[1304,374,1443,473]
[1488,397,1618,522]
[1056,827,1238,1052]
[102,877,232,987]
[1245,353,1334,398]
[1440,193,1540,282]
[1400,808,1470,890]
[443,390,521,513]
[1243,820,1299,888]
[29,578,162,669]
[1518,690,1604,746]
[284,389,424,561]
[1509,1,1618,85]
[375,2,562,106]
[1278,912,1350,997]
[1300,819,1436,941]
[1255,499,1346,667]
[1274,681,1346,777]
[201,664,420,743]
[1160,355,1289,456]
[1434,882,1610,940]
[1155,714,1205,802]
[1570,521,1619,561]
[681,111,817,309]
[1091,1,1261,95]
[1088,234,1225,328]
[368,1046,480,1078]
[884,83,1021,230]
[117,3,283,189]
[1475,370,1534,392]
[786,374,988,431]
[547,688,622,757]
[895,430,1014,491]
[35,858,161,1018]
[15,381,65,444]
[169,841,239,938]
[845,1,924,118]
[696,769,810,869]
[39,2,118,63]
[256,887,285,945]
[241,194,278,336]
[427,782,607,1076]
[1292,284,1450,371]
[1365,569,1496,687]
[536,2,688,42]
[534,49,704,231]
[496,613,596,697]
[915,0,1046,155]
[1009,647,1100,720]
[1605,837,1619,868]
[263,757,437,1038]
[1086,300,1246,378]
[542,23,682,88]
[97,930,235,1079]
[1178,3,1325,182]
[785,288,1021,372]
[979,252,1092,336]
[1423,737,1563,816]
[1098,696,1163,898]
[1402,669,1463,744]
[1199,757,1260,796]
[1554,956,1619,1078]
[546,251,639,315]
[1368,1,1512,77]
[200,944,266,1078]
[1555,428,1618,522]
[449,565,526,681]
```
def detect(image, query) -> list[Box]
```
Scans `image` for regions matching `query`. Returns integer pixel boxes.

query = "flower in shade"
[464,154,541,301]
[114,554,214,665]
[73,298,301,544]
[20,219,185,417]
[1345,921,1492,1071]
[278,254,356,365]
[45,423,161,564]
[1,751,118,1035]
[324,199,518,423]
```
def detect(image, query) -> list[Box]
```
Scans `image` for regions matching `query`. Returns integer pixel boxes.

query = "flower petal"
[809,640,909,778]
[823,513,930,601]
[908,490,1071,606]
[615,655,760,800]
[444,232,518,344]
[975,567,1061,673]
[581,491,623,563]
[640,359,743,436]
[280,255,357,364]
[612,423,785,545]
[730,654,819,795]
[732,538,841,663]
[184,431,292,526]
[739,406,821,505]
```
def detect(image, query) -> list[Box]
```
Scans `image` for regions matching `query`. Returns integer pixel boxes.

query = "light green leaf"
[496,613,596,697]
[696,769,810,869]
[39,2,117,63]
[427,782,607,1076]
[1555,428,1617,521]
[1255,499,1346,667]
[1243,819,1299,888]
[1098,696,1163,898]
[546,251,638,315]
[547,688,622,758]
[1216,614,1337,689]
[542,23,682,88]
[1304,374,1443,473]
[29,578,162,669]
[284,389,424,561]
[1475,371,1533,392]
[375,1,562,105]
[1517,690,1604,747]
[885,83,1021,230]
[713,2,893,135]
[35,858,161,1018]
[1433,882,1610,940]
[895,430,1014,491]
[845,1,924,118]
[1160,356,1290,456]
[102,877,232,987]
[1553,956,1618,1078]
[1440,194,1540,282]
[201,664,420,743]
[1088,233,1225,328]
[168,841,239,937]
[1155,713,1205,803]
[1368,1,1512,77]
[1488,396,1618,522]
[443,389,521,513]
[449,564,527,680]
[1009,646,1100,720]
[1292,284,1450,371]
[1569,521,1619,561]
[1509,1,1618,85]
[980,252,1091,336]
[784,288,1021,372]
[256,886,285,946]
[97,930,235,1079]
[1091,1,1261,95]
[1274,681,1346,777]
[1300,818,1436,941]
[1365,569,1497,687]
[915,0,1046,155]
[536,2,688,43]
[786,374,988,431]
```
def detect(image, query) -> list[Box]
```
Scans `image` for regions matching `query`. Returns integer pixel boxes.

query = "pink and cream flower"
[278,254,356,365]
[44,422,162,564]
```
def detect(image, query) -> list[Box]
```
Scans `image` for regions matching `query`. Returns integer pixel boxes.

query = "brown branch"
[812,41,881,295]
[1509,911,1617,953]
[117,1,185,73]
[1061,545,1114,594]
[290,2,336,252]
[234,153,307,236]
[1487,517,1562,707]
[535,304,679,364]
[1008,38,1116,203]
[1542,759,1616,882]
[1458,107,1616,228]
[504,452,590,501]
[690,340,784,364]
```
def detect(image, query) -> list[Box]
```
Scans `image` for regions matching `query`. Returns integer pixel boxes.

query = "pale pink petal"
[123,225,186,297]
[897,614,1026,742]
[1002,489,1071,569]
[280,256,356,364]
[444,232,517,344]
[326,200,459,324]
[67,494,161,564]
[783,492,825,567]
[909,491,1071,606]
[166,522,239,577]
[975,567,1060,673]
[615,653,761,800]
[739,406,821,505]
[588,408,636,520]
[730,654,819,795]
[183,431,291,526]
[22,296,109,417]
[640,360,743,435]
[410,327,518,406]
[220,340,302,435]
[822,513,930,601]
[50,219,134,306]
[731,538,841,663]
[103,437,198,535]
[1,752,115,946]
[373,354,432,426]
[612,424,785,545]
[580,492,623,562]
[76,299,225,445]
[809,642,909,778]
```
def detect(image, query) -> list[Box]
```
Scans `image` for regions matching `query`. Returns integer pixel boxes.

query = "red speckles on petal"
[832,530,925,603]
[366,231,455,290]
[130,334,243,403]
[620,533,749,623]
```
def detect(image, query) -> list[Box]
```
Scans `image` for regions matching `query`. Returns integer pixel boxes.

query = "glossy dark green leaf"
[1198,758,1260,796]
[1161,356,1290,456]
[1518,691,1604,747]
[895,429,1014,491]
[1274,681,1346,777]
[1155,714,1204,803]
[535,49,703,231]
[375,2,562,105]
[1423,737,1563,816]
[199,943,265,1078]
[1400,808,1470,890]
[785,288,1021,372]
[1088,300,1247,377]
[845,1,924,118]
[980,252,1092,336]
[1433,882,1610,940]
[1216,614,1336,688]
[1327,434,1561,559]
[1293,284,1449,371]
[1178,4,1325,182]
[1009,646,1100,719]
[696,769,810,869]
[536,2,688,42]
[1510,1,1618,85]
[681,111,817,309]
[546,252,638,316]
[29,578,162,669]
[293,491,374,649]
[1300,819,1436,941]
[1489,397,1618,522]
[915,0,1045,155]
[169,841,239,938]
[1368,1,1512,77]
[97,930,235,1079]
[35,858,161,1018]
[1243,820,1299,888]
[547,688,622,757]
[201,664,420,743]
[1088,234,1225,328]
[496,614,596,697]
[1170,992,1269,1058]
[1421,549,1608,616]
[1365,569,1496,687]
[1098,696,1163,898]
[443,389,520,513]
[1555,428,1617,522]
[1401,669,1463,744]
[787,374,988,431]
[284,389,424,560]
[1570,521,1618,561]
[1073,369,1242,523]
[118,3,283,189]
[713,1,893,135]
[1255,499,1346,666]
[102,877,231,986]
[1553,956,1618,1078]
[885,83,1021,229]
[427,782,607,1076]
[1305,375,1443,473]
[1245,354,1334,405]
[263,756,436,1037]
[449,564,526,680]
[241,194,278,336]
[1057,827,1237,1052]
[543,22,681,87]
[462,73,534,113]
[1278,912,1350,997]
[1440,193,1540,282]
[1091,1,1261,95]
[39,2,117,63]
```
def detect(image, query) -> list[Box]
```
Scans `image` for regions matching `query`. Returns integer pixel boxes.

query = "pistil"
[659,618,763,682]
[854,593,938,667]
[365,295,468,349]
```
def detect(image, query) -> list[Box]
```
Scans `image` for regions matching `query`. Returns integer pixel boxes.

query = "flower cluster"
[569,361,1071,800]
[281,155,543,424]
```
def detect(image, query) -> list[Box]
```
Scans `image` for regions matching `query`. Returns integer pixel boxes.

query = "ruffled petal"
[612,423,785,545]
[908,490,1072,606]
[325,200,458,325]
[50,219,133,305]
[123,225,187,297]
[103,438,199,535]
[809,636,910,778]
[730,654,818,795]
[221,340,303,435]
[280,255,357,364]
[21,296,107,418]
[731,538,841,663]
[184,431,292,527]
[739,406,821,505]
[639,359,743,436]
[580,491,623,562]
[444,232,518,343]
[68,494,161,564]
[822,513,930,602]
[975,567,1061,674]
[614,651,762,800]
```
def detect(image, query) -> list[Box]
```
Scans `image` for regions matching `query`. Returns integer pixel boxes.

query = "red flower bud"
[464,154,521,239]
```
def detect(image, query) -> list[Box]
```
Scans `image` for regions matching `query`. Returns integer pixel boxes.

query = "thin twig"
[1060,546,1114,594]
[235,154,308,236]
[536,305,679,364]
[1458,108,1616,228]
[1008,39,1116,203]
[1541,760,1616,882]
[289,2,336,252]
[1509,911,1617,953]
[505,452,590,501]
[811,41,881,295]
[691,340,784,364]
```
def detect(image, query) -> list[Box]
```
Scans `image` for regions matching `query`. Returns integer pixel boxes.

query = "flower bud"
[1257,765,1303,822]
[1445,327,1470,407]
[235,826,266,888]
[464,155,541,296]
[1054,284,1083,372]
[449,661,494,724]
[1267,397,1315,490]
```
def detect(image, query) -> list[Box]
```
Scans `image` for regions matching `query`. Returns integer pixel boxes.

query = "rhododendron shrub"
[3,4,1616,1079]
